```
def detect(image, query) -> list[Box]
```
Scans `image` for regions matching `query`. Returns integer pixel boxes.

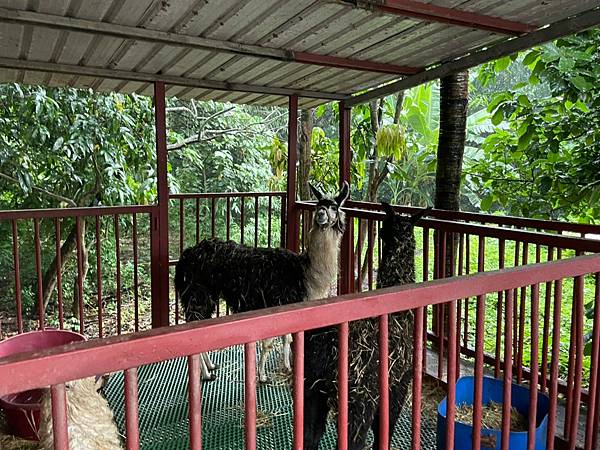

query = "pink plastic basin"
[0,329,86,440]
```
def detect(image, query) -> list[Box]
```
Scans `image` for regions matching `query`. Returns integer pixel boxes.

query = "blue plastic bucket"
[437,376,550,450]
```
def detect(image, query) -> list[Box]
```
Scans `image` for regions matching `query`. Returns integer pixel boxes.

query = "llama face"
[380,202,431,244]
[310,181,349,230]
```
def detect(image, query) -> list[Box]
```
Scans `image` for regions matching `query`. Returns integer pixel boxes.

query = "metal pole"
[286,95,299,252]
[339,101,353,294]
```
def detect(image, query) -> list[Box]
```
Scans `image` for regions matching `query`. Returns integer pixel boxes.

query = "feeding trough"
[437,376,550,450]
[0,329,86,440]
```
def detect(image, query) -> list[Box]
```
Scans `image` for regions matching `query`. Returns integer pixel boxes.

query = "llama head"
[309,181,349,233]
[379,202,431,246]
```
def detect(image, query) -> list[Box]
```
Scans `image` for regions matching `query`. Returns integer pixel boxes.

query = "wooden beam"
[0,57,347,100]
[352,0,535,35]
[0,7,418,75]
[345,7,600,107]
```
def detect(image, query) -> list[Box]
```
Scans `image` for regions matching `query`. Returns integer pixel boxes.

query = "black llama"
[303,202,430,450]
[175,182,349,381]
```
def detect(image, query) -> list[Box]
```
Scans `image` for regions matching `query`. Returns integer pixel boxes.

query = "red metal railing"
[298,200,600,448]
[168,191,286,324]
[0,205,156,339]
[0,254,599,449]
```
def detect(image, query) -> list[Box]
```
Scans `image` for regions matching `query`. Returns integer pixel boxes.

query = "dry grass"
[455,401,528,432]
[0,414,38,450]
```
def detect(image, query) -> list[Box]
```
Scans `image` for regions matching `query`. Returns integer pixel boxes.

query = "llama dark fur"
[303,203,430,450]
[175,182,349,381]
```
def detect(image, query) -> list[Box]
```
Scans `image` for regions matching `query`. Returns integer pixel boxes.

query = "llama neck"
[304,226,342,300]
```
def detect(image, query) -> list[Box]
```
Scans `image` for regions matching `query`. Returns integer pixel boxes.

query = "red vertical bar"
[445,299,457,450]
[267,196,273,248]
[565,284,577,438]
[254,196,259,247]
[568,269,585,449]
[188,354,202,450]
[367,220,374,290]
[152,81,170,329]
[495,239,506,378]
[34,218,44,329]
[423,227,429,368]
[179,198,185,255]
[513,240,521,362]
[527,283,540,450]
[280,195,287,249]
[586,274,600,450]
[357,219,363,293]
[547,278,562,450]
[456,233,463,378]
[211,197,217,239]
[241,196,246,245]
[114,215,122,335]
[379,314,389,450]
[412,306,424,450]
[195,198,200,243]
[293,331,305,450]
[338,101,352,294]
[226,196,232,242]
[54,218,64,330]
[95,216,103,338]
[501,289,514,450]
[517,242,528,383]
[463,234,470,347]
[125,367,140,450]
[338,321,349,450]
[11,219,23,333]
[133,213,140,332]
[438,231,446,381]
[472,237,485,450]
[541,247,554,392]
[75,216,84,334]
[51,383,69,450]
[286,95,299,253]
[244,342,257,450]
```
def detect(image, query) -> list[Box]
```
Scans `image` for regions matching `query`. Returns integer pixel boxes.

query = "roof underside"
[0,0,599,108]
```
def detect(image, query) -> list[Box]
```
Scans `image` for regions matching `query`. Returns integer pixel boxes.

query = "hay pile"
[0,413,38,450]
[455,401,528,432]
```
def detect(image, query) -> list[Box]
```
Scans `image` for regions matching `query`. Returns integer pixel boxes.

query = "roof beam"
[0,7,418,75]
[345,7,600,108]
[340,0,535,35]
[0,58,347,101]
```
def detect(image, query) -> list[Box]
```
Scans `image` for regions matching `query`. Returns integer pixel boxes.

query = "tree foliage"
[469,29,600,221]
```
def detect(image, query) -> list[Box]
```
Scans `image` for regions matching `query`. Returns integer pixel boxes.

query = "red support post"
[339,101,353,294]
[286,95,299,253]
[152,81,170,328]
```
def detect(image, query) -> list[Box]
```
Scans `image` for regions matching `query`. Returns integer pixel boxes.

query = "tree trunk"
[435,71,468,212]
[41,223,79,308]
[298,109,313,200]
[355,93,404,288]
[71,218,89,318]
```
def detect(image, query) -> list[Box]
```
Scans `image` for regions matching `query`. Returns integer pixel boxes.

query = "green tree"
[469,29,600,222]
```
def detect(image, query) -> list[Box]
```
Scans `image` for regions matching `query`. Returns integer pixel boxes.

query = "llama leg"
[200,354,217,381]
[303,381,330,450]
[202,352,219,371]
[282,334,293,373]
[258,338,274,383]
[347,394,378,450]
[372,370,411,449]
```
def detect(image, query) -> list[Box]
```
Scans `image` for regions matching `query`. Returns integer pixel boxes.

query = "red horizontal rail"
[0,204,155,220]
[169,192,285,199]
[292,51,419,75]
[0,253,599,396]
[297,202,600,252]
[373,0,535,35]
[346,200,600,235]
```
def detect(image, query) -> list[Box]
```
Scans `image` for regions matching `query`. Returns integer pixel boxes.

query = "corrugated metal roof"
[0,0,598,107]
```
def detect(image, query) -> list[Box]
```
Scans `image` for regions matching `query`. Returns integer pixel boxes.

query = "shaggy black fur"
[303,203,431,450]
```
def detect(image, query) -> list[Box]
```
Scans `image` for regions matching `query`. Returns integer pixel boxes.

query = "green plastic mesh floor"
[103,345,438,449]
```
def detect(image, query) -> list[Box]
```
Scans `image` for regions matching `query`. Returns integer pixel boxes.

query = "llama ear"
[409,207,432,225]
[309,183,324,201]
[381,202,395,217]
[335,181,350,206]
